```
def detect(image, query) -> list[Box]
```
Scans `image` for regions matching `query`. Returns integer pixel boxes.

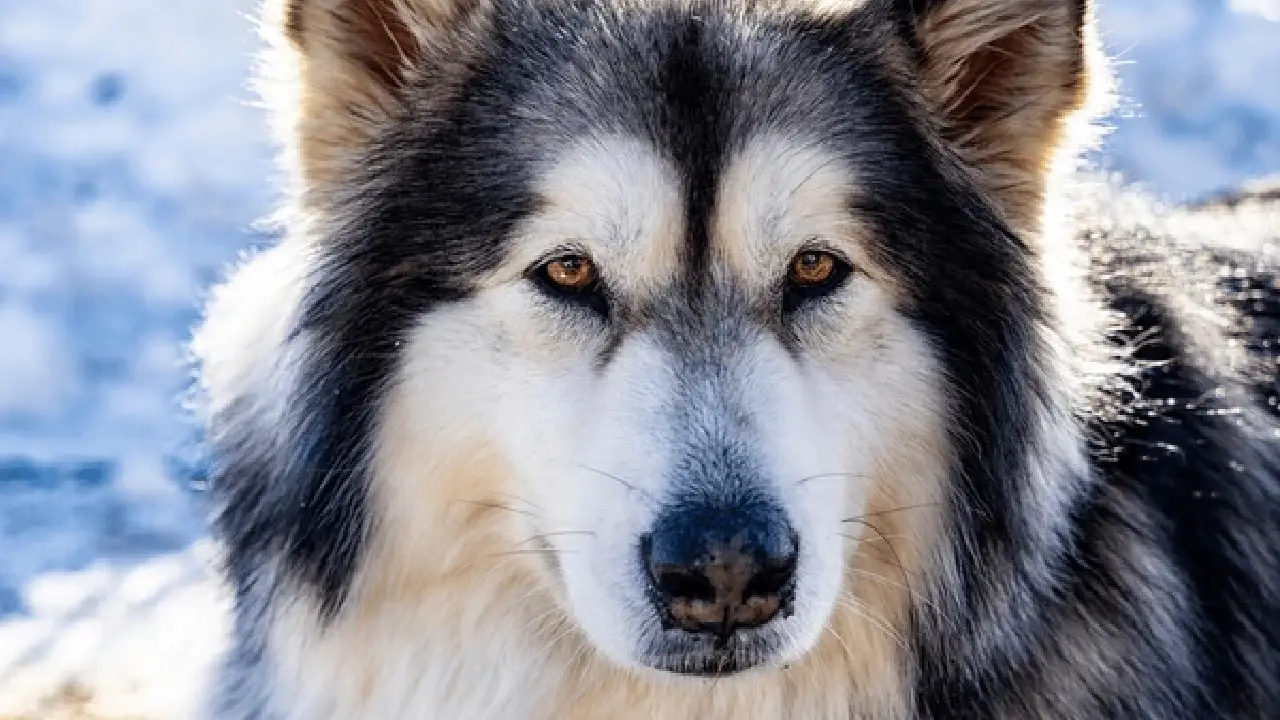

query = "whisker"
[837,532,911,543]
[513,530,596,548]
[835,596,906,650]
[493,492,547,512]
[792,472,872,488]
[823,624,855,660]
[489,549,576,559]
[841,501,940,523]
[846,567,948,619]
[845,517,938,636]
[847,518,909,574]
[453,498,541,520]
[576,464,656,504]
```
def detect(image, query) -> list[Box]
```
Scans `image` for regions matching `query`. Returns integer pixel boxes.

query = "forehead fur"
[713,135,872,285]
[513,136,685,295]
[274,0,1101,241]
[475,0,914,164]
[517,131,873,295]
[359,0,952,281]
[326,0,1031,345]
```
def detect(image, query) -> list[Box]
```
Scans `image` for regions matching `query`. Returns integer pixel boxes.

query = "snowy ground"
[0,0,1278,717]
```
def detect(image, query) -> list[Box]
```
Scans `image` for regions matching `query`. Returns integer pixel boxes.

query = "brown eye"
[789,251,837,286]
[543,255,597,290]
[532,253,609,316]
[783,249,852,313]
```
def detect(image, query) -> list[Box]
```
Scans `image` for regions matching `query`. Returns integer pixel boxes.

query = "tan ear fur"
[908,0,1109,233]
[257,0,486,198]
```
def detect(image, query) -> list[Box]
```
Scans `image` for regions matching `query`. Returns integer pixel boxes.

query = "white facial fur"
[372,132,947,680]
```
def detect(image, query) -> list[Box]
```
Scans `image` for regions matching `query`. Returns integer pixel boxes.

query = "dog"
[191,0,1280,716]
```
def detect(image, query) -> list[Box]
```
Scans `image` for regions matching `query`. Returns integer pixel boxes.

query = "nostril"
[744,533,799,600]
[742,562,796,600]
[654,566,717,602]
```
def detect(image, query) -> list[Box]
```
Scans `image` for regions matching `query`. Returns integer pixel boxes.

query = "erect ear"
[259,0,488,196]
[895,0,1107,233]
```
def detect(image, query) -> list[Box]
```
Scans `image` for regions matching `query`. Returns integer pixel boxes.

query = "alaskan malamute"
[193,0,1280,716]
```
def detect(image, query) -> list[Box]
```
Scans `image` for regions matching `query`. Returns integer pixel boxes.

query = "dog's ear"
[895,0,1107,231]
[260,0,487,194]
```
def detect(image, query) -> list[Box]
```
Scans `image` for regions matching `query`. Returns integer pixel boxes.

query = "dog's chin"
[642,653,774,679]
[631,627,789,679]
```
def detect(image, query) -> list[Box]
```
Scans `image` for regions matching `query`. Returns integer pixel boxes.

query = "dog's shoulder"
[1070,178,1280,716]
[1081,177,1280,427]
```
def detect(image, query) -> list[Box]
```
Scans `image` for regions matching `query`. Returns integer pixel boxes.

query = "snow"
[0,0,267,714]
[0,0,1277,716]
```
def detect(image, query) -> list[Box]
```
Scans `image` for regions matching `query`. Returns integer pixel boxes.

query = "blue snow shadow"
[0,453,211,622]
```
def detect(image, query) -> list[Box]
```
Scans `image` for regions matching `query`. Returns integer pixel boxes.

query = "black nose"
[643,501,798,639]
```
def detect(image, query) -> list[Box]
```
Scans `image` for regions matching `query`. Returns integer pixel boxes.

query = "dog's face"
[425,132,945,674]
[363,14,958,674]
[227,0,1097,681]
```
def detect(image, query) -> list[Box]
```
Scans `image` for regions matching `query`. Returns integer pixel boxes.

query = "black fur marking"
[652,14,725,273]
[211,58,545,617]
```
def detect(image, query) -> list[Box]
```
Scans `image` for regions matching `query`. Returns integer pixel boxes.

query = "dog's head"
[213,0,1103,679]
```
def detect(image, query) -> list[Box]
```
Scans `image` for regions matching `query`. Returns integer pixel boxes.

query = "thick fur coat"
[192,0,1280,717]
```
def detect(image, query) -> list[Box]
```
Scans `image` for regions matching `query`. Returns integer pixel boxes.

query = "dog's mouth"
[646,653,767,677]
[639,624,784,677]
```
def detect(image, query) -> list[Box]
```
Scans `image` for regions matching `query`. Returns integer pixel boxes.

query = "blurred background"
[0,0,1277,717]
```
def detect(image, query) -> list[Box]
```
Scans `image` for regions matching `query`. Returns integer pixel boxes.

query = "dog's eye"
[790,251,837,286]
[783,250,852,311]
[543,255,598,290]
[532,254,608,315]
